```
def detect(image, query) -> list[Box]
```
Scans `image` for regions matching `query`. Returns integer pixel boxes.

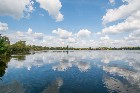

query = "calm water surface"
[0,50,140,93]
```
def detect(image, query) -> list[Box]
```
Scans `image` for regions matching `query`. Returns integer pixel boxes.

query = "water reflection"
[103,75,140,93]
[52,59,90,72]
[76,61,91,72]
[0,62,7,78]
[0,56,10,77]
[0,81,24,93]
[0,50,140,93]
[8,51,92,72]
[12,55,26,61]
[42,77,63,93]
[52,59,72,71]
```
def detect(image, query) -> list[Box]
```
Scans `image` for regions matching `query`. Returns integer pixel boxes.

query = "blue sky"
[0,0,140,47]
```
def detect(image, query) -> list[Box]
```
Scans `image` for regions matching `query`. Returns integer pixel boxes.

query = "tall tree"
[0,35,10,55]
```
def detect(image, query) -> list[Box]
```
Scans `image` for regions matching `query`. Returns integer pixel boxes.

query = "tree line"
[1,35,140,56]
[0,35,72,56]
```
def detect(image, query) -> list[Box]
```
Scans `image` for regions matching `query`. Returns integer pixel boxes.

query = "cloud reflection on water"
[6,50,140,92]
[103,75,140,93]
[42,77,63,93]
[0,81,25,93]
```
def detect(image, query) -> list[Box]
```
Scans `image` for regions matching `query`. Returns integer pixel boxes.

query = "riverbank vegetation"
[0,35,140,57]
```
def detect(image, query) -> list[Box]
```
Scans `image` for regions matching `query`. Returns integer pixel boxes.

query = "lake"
[0,50,140,93]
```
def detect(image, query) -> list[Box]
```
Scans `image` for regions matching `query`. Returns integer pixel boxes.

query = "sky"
[0,0,140,48]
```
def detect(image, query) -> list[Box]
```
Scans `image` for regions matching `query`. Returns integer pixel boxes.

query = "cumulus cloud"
[4,26,140,48]
[6,29,140,47]
[103,0,140,24]
[7,28,44,46]
[95,0,140,46]
[36,0,63,22]
[102,18,140,34]
[52,28,72,39]
[9,29,75,47]
[109,0,115,5]
[124,30,140,41]
[102,0,140,34]
[27,28,33,34]
[100,35,110,40]
[0,0,34,19]
[77,29,91,38]
[129,30,140,37]
[102,9,140,34]
[67,37,76,43]
[16,31,24,37]
[0,22,8,31]
[34,32,43,40]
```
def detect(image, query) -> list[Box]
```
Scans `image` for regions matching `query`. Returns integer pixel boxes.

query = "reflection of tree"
[0,61,7,77]
[12,55,26,61]
[0,56,11,77]
[42,77,63,93]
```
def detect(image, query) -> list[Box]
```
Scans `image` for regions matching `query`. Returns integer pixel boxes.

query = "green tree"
[0,35,11,56]
[11,41,30,54]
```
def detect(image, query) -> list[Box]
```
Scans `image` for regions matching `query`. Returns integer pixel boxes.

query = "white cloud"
[67,37,76,43]
[0,0,34,19]
[34,32,43,40]
[0,22,8,31]
[102,20,140,34]
[124,30,140,41]
[4,26,140,47]
[7,28,44,46]
[16,28,44,40]
[109,0,115,5]
[102,10,140,34]
[129,30,140,37]
[16,31,24,37]
[6,29,140,47]
[100,35,110,40]
[27,28,33,34]
[52,28,72,39]
[36,0,63,22]
[77,29,91,38]
[103,0,140,24]
[101,0,140,46]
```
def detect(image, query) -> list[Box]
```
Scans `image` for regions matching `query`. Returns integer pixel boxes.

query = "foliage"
[10,41,30,54]
[93,46,140,50]
[0,35,11,56]
[1,35,140,57]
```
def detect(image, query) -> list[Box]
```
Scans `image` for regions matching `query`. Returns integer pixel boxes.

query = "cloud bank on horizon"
[0,0,140,47]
